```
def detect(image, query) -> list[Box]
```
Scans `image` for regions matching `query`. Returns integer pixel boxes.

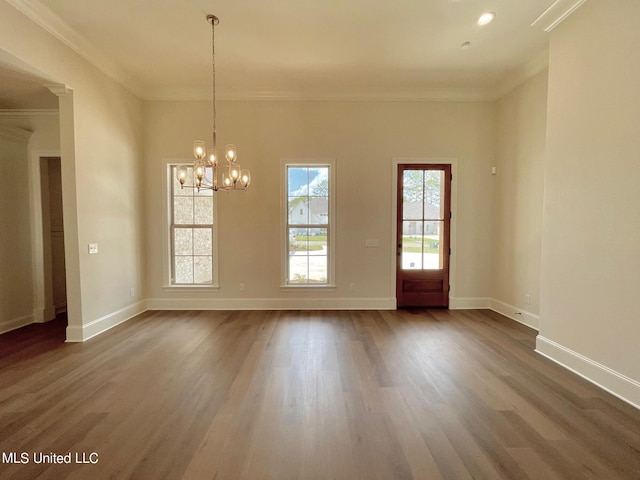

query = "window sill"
[162,284,220,292]
[280,284,337,292]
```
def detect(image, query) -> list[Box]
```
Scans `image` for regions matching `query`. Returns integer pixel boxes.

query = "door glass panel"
[401,169,446,271]
[402,170,424,220]
[423,221,443,270]
[424,170,444,219]
[401,221,423,269]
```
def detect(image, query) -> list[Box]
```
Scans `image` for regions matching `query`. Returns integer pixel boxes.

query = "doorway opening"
[40,156,67,318]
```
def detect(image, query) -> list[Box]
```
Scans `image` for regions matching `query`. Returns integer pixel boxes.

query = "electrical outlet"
[349,283,356,291]
[524,294,531,305]
[239,283,245,292]
[129,288,135,298]
[88,243,98,254]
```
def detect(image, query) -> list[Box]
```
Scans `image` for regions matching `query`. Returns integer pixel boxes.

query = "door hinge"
[449,211,452,219]
[449,248,452,255]
[450,173,453,181]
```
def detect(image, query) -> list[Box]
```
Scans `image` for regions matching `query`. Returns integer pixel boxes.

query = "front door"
[396,164,451,307]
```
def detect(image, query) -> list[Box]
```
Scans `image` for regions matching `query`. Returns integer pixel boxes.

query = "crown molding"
[531,0,588,32]
[5,0,144,97]
[0,125,33,142]
[0,108,59,118]
[144,87,497,103]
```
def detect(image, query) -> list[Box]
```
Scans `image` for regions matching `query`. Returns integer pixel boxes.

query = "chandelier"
[177,14,251,191]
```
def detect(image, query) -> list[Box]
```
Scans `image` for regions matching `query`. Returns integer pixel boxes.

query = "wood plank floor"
[1,309,639,480]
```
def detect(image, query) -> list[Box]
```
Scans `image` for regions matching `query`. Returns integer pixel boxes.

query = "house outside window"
[168,164,215,285]
[283,161,335,286]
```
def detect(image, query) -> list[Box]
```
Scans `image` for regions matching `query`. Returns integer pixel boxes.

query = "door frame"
[391,158,458,308]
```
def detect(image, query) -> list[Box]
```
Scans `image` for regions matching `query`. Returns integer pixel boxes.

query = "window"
[283,162,335,286]
[168,164,215,285]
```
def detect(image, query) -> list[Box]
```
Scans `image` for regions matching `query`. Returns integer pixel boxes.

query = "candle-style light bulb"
[176,167,188,187]
[208,148,217,166]
[223,173,232,187]
[225,144,237,164]
[230,165,240,183]
[240,169,251,187]
[194,140,206,160]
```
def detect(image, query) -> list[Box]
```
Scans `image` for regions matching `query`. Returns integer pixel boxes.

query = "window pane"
[289,256,309,284]
[289,228,306,256]
[308,228,327,255]
[288,198,309,224]
[310,167,329,197]
[193,228,212,256]
[194,196,213,224]
[174,228,193,255]
[287,167,309,196]
[194,256,212,284]
[175,256,193,284]
[309,198,328,225]
[174,197,194,224]
[308,256,327,283]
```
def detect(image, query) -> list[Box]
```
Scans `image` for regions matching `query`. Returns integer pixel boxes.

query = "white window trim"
[162,158,219,291]
[280,159,336,290]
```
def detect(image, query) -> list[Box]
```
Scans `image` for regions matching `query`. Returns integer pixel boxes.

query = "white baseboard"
[146,297,396,311]
[65,301,147,342]
[33,304,56,323]
[489,298,539,330]
[536,335,640,410]
[450,297,491,309]
[0,313,34,335]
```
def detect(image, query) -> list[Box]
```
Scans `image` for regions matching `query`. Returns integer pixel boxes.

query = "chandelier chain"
[211,17,217,150]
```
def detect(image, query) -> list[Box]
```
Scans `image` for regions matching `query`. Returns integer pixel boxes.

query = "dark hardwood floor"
[1,309,639,479]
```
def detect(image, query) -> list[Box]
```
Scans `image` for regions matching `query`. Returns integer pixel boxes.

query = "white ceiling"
[1,0,581,106]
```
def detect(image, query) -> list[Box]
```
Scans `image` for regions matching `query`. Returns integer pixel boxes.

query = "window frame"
[163,160,219,290]
[280,159,336,289]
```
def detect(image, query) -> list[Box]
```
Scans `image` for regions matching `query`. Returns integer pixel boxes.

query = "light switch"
[88,243,98,254]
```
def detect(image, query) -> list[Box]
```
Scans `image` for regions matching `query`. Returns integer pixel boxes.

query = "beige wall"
[0,128,33,332]
[144,100,497,307]
[538,0,640,404]
[493,70,548,326]
[0,1,146,340]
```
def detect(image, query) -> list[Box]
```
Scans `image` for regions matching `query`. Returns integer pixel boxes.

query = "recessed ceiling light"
[477,12,496,25]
